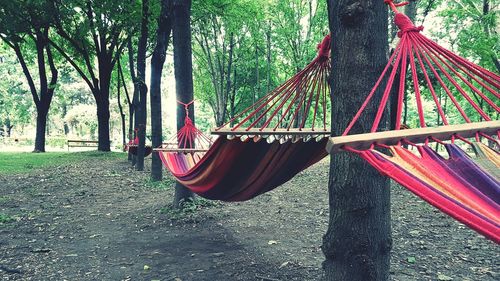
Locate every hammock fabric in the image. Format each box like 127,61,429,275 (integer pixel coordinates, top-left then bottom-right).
331,0,500,242
157,35,331,201
159,137,327,201
353,143,499,243
128,144,152,157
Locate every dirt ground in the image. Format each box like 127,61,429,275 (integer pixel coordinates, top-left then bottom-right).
0,154,498,281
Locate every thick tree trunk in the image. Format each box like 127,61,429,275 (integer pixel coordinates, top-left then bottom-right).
135,0,150,171
172,0,195,208
322,1,392,281
94,57,113,152
34,109,48,152
96,94,111,151
150,0,173,181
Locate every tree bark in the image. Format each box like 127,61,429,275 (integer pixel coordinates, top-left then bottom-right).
135,0,150,171
150,0,173,181
117,62,127,151
96,93,111,151
119,45,135,161
322,1,392,281
172,0,195,208
34,109,48,152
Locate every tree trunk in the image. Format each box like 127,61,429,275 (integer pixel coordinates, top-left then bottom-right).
172,0,195,208
322,1,392,281
118,61,133,158
127,38,140,165
96,93,111,151
6,122,13,137
117,66,127,151
62,103,70,135
150,0,173,181
135,0,150,171
34,108,48,152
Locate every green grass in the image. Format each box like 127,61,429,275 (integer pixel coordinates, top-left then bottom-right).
0,213,15,224
0,151,124,174
160,197,220,221
144,177,177,190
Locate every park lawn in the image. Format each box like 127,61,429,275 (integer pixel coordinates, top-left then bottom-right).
0,151,124,174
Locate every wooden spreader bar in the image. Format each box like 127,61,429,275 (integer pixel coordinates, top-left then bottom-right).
212,128,331,136
327,121,500,153
153,148,208,153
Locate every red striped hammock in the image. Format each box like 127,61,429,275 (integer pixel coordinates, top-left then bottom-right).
328,1,500,243
126,132,152,157
157,35,332,201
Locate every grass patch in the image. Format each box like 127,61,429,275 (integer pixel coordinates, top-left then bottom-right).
144,177,177,190
0,151,124,174
0,196,9,204
160,197,220,221
0,213,15,224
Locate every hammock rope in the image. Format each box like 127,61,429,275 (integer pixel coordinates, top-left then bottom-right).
216,34,331,133
328,0,500,243
160,100,212,152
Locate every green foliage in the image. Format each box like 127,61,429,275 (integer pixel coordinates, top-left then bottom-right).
144,176,176,190
437,0,499,72
191,0,328,127
0,213,15,224
160,197,220,221
0,151,123,174
0,45,34,135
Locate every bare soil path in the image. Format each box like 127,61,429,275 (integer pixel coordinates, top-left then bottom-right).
0,154,498,280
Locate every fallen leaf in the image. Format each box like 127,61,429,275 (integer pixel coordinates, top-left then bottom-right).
279,261,290,268
407,257,416,263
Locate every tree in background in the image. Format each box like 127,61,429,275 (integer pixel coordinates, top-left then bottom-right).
270,0,327,74
0,47,33,137
150,0,174,180
135,0,151,171
172,0,195,207
191,0,265,126
439,0,499,72
322,0,391,280
0,0,59,152
49,0,136,151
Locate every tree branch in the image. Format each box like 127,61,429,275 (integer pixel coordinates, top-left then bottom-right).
48,38,94,91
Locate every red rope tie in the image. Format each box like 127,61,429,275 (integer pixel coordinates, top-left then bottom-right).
316,34,331,62
395,13,423,37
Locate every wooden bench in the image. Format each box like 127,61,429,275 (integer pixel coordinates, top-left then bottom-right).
67,140,100,151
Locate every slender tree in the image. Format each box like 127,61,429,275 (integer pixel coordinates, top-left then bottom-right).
0,1,58,152
150,0,174,180
322,1,392,280
117,58,134,158
172,0,195,207
135,0,151,171
116,60,127,150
